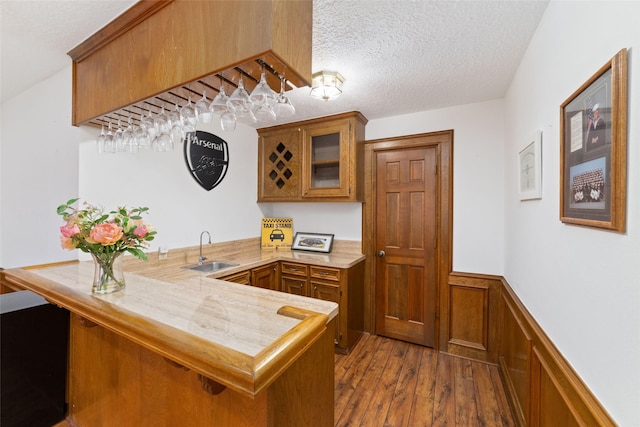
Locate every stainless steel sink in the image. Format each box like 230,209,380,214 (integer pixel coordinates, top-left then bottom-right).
183,261,239,273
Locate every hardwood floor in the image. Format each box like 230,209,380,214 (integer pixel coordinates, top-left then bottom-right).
335,333,515,427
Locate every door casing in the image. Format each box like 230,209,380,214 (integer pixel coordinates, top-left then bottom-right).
363,130,453,350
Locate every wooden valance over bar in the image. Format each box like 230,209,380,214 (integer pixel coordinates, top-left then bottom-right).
68,0,312,127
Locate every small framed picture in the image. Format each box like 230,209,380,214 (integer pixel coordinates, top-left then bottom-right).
518,130,542,200
291,232,334,253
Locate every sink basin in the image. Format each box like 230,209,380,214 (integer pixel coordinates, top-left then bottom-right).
183,261,239,273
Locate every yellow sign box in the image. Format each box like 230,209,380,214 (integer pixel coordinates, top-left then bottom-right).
261,218,293,250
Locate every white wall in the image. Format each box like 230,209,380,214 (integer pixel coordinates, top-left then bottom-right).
78,114,263,254
367,99,506,275
504,1,640,425
0,67,87,268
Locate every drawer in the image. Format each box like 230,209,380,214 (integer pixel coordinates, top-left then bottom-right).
309,266,340,282
218,270,251,285
281,262,308,277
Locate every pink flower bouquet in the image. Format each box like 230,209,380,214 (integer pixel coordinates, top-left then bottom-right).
57,198,156,293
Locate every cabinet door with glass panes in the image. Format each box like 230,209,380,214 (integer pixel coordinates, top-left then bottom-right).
301,118,354,199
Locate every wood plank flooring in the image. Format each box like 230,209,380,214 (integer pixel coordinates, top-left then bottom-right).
335,333,515,427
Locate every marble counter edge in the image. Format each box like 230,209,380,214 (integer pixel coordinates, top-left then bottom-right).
1,266,333,397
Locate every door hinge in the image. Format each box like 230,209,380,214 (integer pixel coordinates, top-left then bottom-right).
340,289,343,297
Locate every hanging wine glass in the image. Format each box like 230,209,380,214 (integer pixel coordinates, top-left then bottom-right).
220,110,237,131
154,105,170,135
103,120,116,154
114,119,126,152
122,116,137,153
168,102,184,144
181,96,197,133
96,123,106,154
227,77,256,124
209,80,230,115
274,77,296,118
196,91,213,123
136,112,152,150
250,70,277,122
152,132,173,152
144,110,157,141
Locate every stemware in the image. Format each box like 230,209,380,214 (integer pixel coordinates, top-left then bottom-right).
122,117,138,153
144,110,157,141
96,123,106,154
195,91,213,123
154,105,170,135
250,71,277,122
220,110,237,131
103,120,116,154
168,103,184,144
274,77,296,118
136,112,152,150
181,96,197,133
152,132,173,152
209,82,229,115
114,119,126,152
227,77,256,124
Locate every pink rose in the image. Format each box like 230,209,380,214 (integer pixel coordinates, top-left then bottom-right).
89,223,123,245
133,225,148,238
60,235,76,250
60,223,80,238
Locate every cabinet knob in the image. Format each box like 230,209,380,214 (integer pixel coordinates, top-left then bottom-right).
377,250,386,257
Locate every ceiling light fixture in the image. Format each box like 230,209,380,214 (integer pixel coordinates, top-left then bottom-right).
310,70,345,101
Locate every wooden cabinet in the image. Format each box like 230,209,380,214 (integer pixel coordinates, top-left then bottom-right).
257,112,367,202
219,270,251,285
219,263,278,290
281,261,365,353
219,259,364,353
258,129,302,201
251,262,279,291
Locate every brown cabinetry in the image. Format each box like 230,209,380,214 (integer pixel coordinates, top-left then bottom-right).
219,270,251,285
281,261,364,353
257,112,367,202
251,262,279,291
219,263,279,290
281,262,308,296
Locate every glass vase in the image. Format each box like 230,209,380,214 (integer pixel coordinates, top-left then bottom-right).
91,252,126,294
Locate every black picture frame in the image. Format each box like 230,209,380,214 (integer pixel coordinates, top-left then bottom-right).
291,232,335,253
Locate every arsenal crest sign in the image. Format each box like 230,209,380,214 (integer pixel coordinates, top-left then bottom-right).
183,131,230,191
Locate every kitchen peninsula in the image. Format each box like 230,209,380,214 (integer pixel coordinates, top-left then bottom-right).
1,238,364,426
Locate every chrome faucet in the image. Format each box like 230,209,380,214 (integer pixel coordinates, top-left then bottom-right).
199,231,211,265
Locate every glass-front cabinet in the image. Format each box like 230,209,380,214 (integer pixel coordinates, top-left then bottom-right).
257,111,367,202
302,120,350,198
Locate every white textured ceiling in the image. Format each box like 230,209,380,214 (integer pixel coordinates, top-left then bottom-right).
0,0,549,124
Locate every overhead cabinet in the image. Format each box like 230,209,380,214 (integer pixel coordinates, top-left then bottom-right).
257,112,367,202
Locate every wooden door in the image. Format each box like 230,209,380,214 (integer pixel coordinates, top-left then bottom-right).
374,147,438,347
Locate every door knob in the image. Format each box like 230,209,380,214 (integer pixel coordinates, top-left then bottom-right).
377,250,385,257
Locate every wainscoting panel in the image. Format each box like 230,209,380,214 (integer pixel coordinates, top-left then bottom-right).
446,273,502,362
448,282,488,350
498,278,615,427
498,289,532,426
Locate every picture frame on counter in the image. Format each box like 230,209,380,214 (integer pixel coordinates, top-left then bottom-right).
518,130,542,201
559,48,627,232
292,232,335,253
